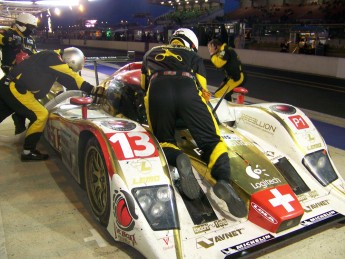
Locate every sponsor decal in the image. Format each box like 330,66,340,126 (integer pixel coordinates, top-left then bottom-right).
193,147,203,156
133,175,160,185
213,218,228,228
304,200,330,213
160,236,174,250
251,202,278,224
222,135,253,147
221,234,275,255
130,159,152,174
193,224,211,234
300,210,338,226
239,114,277,135
114,225,137,246
250,177,282,189
45,121,61,150
113,190,138,246
246,164,282,190
265,151,275,158
269,188,295,213
288,115,309,130
101,119,136,131
246,164,268,179
298,190,319,202
196,229,244,249
193,219,228,234
307,143,322,150
113,190,138,231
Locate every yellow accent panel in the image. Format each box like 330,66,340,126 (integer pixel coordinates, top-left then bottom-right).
140,73,146,90
50,64,84,88
170,39,184,47
214,72,245,98
160,142,180,150
195,73,208,90
144,94,152,131
208,142,228,169
0,34,5,45
211,54,226,68
9,82,48,136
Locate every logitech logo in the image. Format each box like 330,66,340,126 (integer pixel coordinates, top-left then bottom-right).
246,164,267,179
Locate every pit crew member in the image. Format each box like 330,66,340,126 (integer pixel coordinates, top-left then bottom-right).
208,38,246,101
141,28,247,217
0,47,96,161
0,13,38,134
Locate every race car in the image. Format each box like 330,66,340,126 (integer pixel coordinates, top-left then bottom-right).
42,61,345,259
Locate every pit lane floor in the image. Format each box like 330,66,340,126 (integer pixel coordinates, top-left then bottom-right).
1,68,345,259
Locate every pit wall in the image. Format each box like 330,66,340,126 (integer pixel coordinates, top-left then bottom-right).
62,39,345,79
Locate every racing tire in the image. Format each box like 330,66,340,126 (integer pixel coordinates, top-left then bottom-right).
84,137,111,227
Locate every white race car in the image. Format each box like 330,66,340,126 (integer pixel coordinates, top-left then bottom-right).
43,62,345,258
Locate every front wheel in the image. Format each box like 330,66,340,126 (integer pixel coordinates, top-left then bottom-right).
84,137,110,226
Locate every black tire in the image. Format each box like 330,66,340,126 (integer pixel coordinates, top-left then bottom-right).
84,137,111,226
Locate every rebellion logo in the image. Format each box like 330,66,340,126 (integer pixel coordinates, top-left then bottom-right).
239,114,277,134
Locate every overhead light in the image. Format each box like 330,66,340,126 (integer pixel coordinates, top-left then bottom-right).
36,1,80,6
0,0,81,7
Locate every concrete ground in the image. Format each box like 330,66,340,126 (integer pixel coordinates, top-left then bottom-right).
0,68,344,259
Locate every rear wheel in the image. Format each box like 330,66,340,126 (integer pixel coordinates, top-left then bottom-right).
84,137,110,226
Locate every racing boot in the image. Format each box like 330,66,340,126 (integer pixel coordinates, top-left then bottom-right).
12,113,26,135
213,180,248,218
21,149,49,162
176,153,201,200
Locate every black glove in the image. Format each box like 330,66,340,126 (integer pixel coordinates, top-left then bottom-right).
3,35,22,47
91,86,105,104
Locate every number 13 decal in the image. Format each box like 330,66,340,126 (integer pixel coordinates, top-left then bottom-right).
109,132,158,160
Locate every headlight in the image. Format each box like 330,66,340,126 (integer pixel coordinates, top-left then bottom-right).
132,185,179,231
302,150,338,186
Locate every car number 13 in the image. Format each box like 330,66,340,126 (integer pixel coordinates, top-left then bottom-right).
109,132,158,160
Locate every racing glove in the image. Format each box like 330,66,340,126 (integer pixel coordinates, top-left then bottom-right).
2,35,22,47
91,86,105,104
202,88,212,102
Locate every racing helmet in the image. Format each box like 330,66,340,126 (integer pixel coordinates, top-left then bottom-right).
170,28,199,52
62,47,85,72
16,13,37,36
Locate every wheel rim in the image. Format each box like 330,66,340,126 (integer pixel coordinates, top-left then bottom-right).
86,146,108,216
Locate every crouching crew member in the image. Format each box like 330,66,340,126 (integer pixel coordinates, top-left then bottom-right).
0,47,96,161
208,39,246,101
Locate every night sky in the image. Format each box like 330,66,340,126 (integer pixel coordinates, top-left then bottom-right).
52,0,173,27
47,0,241,28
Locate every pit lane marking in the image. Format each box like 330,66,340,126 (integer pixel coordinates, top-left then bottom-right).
0,206,8,259
84,229,108,247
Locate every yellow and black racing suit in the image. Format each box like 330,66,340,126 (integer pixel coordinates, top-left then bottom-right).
0,26,37,74
0,26,37,133
141,44,231,182
0,49,94,151
211,43,245,101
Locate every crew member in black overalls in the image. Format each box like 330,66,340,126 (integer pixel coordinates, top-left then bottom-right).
141,28,247,217
0,13,38,134
0,47,96,161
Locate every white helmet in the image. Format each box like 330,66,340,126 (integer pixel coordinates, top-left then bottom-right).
170,28,199,52
16,13,37,36
62,47,85,72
